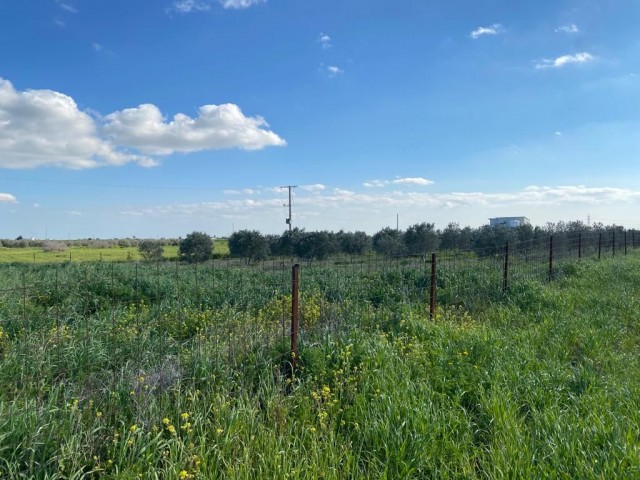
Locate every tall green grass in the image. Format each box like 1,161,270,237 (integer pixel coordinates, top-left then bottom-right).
0,254,638,478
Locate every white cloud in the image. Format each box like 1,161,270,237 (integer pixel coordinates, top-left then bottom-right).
220,0,265,9
0,193,17,204
364,177,434,187
0,78,153,169
103,103,286,155
319,33,332,49
172,0,211,12
54,18,66,27
555,131,563,136
535,52,594,70
57,2,77,13
119,185,640,226
0,77,283,169
556,24,579,34
469,24,504,39
363,180,387,188
92,42,103,52
300,184,326,192
223,188,259,195
327,66,344,76
393,177,434,186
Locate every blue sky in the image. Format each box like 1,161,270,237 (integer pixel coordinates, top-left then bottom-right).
0,0,639,239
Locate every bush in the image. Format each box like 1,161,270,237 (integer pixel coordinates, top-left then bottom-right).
138,239,164,262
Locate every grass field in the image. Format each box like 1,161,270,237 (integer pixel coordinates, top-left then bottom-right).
0,240,229,263
0,253,638,478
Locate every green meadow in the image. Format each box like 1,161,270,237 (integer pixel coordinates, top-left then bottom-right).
0,253,638,478
0,240,229,263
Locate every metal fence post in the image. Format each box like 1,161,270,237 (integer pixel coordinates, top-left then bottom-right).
429,253,436,320
548,236,554,282
578,233,582,259
503,242,509,292
612,230,616,257
291,264,300,370
598,233,602,260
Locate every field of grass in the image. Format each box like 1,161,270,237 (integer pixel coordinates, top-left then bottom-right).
0,253,639,478
0,240,229,263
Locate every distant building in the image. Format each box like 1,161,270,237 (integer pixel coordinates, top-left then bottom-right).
489,216,530,228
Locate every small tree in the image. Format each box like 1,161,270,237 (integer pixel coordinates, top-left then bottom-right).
338,230,371,258
403,222,439,256
228,230,269,265
294,231,336,263
138,239,164,262
372,227,406,258
179,231,213,263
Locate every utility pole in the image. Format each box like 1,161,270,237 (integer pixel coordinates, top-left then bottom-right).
281,185,297,232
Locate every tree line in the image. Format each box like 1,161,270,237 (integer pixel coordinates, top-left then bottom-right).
220,220,630,264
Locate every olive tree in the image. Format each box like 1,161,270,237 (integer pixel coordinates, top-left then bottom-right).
179,231,213,263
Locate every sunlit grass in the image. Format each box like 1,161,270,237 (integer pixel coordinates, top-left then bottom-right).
0,253,638,478
0,240,229,263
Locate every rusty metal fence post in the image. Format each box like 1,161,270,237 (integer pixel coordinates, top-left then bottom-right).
291,264,300,370
503,242,509,292
548,236,554,282
429,253,436,320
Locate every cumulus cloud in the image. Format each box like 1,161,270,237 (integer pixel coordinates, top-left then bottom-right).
327,66,344,76
0,78,153,169
220,0,265,9
469,24,504,39
0,193,17,203
319,33,332,49
172,0,211,12
0,77,285,169
556,24,579,34
103,103,286,155
535,52,594,70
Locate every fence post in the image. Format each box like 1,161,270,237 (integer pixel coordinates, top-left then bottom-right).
548,236,554,282
291,264,300,370
503,242,509,292
429,253,437,320
613,231,616,257
578,233,582,259
598,233,602,260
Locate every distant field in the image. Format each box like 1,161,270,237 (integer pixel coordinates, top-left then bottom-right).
0,240,229,263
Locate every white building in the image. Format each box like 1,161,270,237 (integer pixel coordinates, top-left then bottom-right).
489,216,530,228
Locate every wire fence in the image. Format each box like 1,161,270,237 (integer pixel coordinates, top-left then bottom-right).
0,230,637,390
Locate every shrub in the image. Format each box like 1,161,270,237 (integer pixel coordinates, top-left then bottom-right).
138,239,164,262
42,241,68,252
